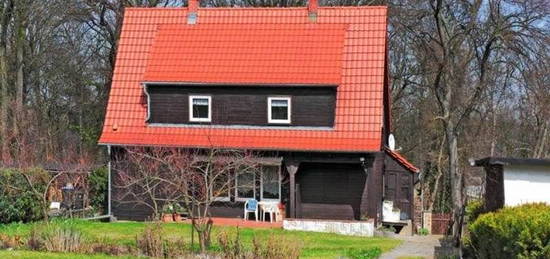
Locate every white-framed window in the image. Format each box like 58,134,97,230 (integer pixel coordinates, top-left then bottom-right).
267,97,291,124
235,172,255,202
260,166,281,201
189,95,211,122
210,173,231,202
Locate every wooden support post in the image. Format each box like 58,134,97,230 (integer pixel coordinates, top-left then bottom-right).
286,161,299,218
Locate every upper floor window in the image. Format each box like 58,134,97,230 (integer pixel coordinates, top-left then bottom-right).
189,95,211,122
268,97,291,124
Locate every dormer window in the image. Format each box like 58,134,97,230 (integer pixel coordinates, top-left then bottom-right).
189,95,211,122
268,97,291,124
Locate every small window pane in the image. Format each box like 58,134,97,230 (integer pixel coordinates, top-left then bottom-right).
192,98,209,119
237,173,254,199
271,100,288,120
262,166,279,200
212,173,230,199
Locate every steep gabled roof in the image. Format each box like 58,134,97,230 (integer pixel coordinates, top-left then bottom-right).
99,6,388,152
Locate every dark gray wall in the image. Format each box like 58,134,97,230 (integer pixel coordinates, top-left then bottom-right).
147,85,336,127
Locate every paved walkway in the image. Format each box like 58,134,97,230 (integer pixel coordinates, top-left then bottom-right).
380,235,442,259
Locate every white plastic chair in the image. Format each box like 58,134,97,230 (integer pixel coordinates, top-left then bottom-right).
244,199,258,221
261,204,279,223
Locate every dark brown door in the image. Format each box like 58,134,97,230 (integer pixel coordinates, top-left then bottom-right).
384,170,412,219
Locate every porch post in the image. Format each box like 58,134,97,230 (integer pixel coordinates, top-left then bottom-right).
286,161,299,218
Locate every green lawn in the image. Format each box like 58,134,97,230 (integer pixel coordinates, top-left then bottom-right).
0,220,401,258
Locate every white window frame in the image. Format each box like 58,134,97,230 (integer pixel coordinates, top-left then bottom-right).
267,97,291,124
189,95,211,122
260,166,281,202
235,172,256,202
210,176,231,202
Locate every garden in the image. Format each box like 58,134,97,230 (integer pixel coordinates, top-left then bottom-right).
0,219,401,258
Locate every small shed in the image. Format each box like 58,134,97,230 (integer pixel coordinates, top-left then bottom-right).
471,157,550,211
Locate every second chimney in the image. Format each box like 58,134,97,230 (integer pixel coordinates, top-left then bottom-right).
187,0,198,24
308,0,318,21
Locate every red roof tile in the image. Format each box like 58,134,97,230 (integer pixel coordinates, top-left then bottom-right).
99,6,388,152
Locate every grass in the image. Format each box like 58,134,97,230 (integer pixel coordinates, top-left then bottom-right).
0,250,140,259
0,220,401,258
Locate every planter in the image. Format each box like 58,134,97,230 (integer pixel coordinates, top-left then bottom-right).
162,213,174,222
173,213,182,222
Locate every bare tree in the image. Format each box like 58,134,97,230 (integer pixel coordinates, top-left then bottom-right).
114,146,260,252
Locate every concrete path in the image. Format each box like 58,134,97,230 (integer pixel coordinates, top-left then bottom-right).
380,235,442,259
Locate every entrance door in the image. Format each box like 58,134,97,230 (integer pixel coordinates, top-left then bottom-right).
384,170,412,219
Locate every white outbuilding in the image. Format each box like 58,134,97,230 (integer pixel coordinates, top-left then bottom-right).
471,157,550,211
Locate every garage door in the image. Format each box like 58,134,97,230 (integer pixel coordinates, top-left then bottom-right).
296,163,366,220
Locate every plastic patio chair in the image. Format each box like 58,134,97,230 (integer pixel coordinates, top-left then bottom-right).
244,199,258,221
261,204,279,223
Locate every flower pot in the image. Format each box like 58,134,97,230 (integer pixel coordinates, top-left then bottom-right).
162,213,173,222
173,213,182,222
278,203,286,221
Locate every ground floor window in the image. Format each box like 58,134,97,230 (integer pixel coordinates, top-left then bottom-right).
235,172,255,201
261,166,280,201
211,173,230,201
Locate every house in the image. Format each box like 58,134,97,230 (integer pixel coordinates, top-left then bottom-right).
471,157,550,211
98,0,419,228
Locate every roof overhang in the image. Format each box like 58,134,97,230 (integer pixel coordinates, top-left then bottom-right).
470,157,550,167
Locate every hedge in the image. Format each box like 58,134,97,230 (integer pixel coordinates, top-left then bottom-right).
467,203,550,259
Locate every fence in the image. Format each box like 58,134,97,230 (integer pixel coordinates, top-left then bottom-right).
431,213,451,235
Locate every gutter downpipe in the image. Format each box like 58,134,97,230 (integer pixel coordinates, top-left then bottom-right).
107,144,112,218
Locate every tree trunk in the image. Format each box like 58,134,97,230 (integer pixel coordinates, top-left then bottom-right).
446,125,463,245
0,1,12,161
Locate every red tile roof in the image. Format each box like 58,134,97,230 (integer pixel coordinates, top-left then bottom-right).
99,6,388,152
144,24,346,85
385,148,420,173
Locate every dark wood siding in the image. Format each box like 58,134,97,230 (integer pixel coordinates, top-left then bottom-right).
483,165,504,212
384,155,414,220
296,163,366,220
147,85,336,127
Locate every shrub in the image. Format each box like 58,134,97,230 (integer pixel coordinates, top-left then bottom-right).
467,203,550,259
217,229,244,259
40,225,85,253
251,235,302,259
136,223,165,257
417,227,429,236
0,233,24,249
0,168,47,223
345,247,382,259
89,167,108,214
465,199,484,223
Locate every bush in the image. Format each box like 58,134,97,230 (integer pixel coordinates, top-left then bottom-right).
252,235,302,259
136,223,165,257
89,167,108,214
465,199,484,223
217,229,244,259
346,247,382,259
417,227,429,236
467,203,550,259
40,224,85,253
0,168,48,223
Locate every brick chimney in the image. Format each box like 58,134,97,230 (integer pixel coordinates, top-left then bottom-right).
308,0,318,21
187,0,198,24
